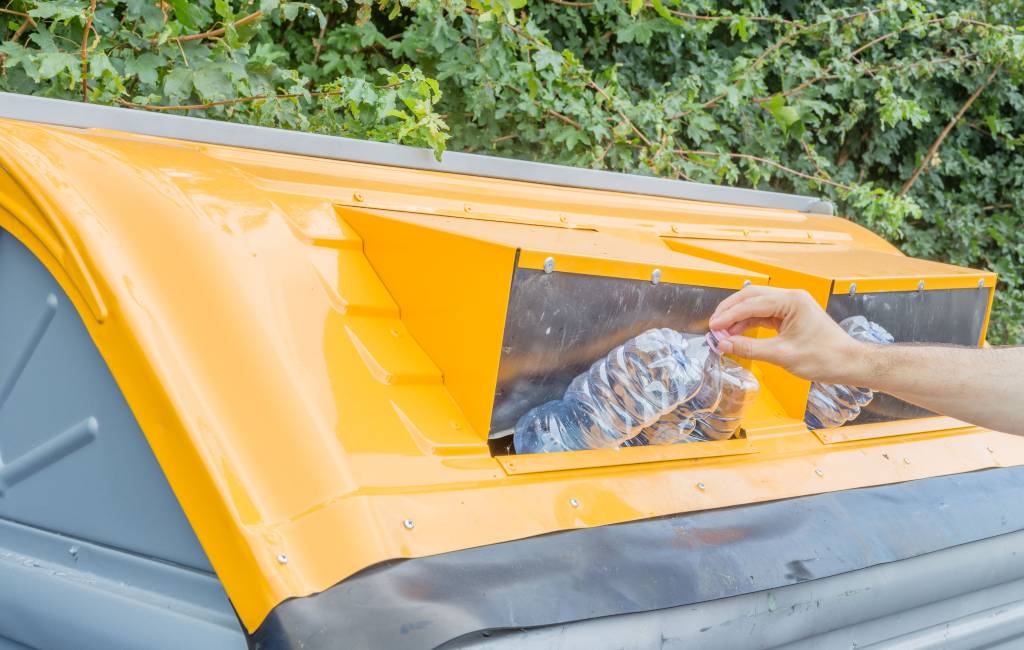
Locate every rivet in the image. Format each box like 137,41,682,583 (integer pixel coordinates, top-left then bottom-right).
742,229,750,237
671,224,680,233
987,446,994,453
651,268,662,285
806,231,814,240
696,482,706,491
814,468,824,477
68,545,79,557
979,279,986,289
403,519,415,530
559,215,568,224
543,257,555,274
849,283,857,296
743,280,752,288
569,498,580,508
463,204,473,213
903,457,911,465
917,280,925,292
353,191,365,202
276,553,288,564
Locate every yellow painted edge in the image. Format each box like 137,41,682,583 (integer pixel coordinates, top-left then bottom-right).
813,416,971,444
498,437,757,475
518,248,767,290
833,273,997,294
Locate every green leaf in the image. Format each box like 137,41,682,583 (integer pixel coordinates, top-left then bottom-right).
629,0,643,17
765,94,800,131
163,68,194,99
35,52,77,82
126,53,164,86
193,65,232,101
168,0,199,29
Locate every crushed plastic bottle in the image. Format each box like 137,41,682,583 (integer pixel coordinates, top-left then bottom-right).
804,315,894,429
694,358,760,440
638,332,759,445
513,328,705,454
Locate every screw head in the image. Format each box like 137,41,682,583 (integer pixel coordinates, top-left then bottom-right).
276,553,288,564
849,283,857,296
903,457,912,465
463,204,473,213
651,268,662,285
569,498,580,508
353,191,365,202
403,519,415,530
671,224,680,233
543,257,555,274
814,468,824,477
68,545,79,557
696,482,706,491
559,215,568,224
742,279,752,288
979,279,986,289
987,446,995,453
917,280,925,291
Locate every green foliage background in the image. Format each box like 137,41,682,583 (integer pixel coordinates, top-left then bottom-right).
2,0,1023,340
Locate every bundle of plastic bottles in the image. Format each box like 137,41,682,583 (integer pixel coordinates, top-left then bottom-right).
803,315,894,430
513,327,759,454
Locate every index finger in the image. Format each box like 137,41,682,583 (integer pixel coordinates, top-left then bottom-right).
711,285,774,321
709,293,789,331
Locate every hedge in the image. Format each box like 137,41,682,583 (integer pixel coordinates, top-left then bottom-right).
2,1,1023,340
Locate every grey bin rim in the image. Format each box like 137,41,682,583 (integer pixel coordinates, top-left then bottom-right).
0,92,832,215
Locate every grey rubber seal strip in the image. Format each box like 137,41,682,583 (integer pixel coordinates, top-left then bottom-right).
0,92,831,214
249,466,1024,650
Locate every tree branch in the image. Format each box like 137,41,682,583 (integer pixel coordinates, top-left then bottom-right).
156,10,263,45
0,7,35,26
675,148,852,190
115,89,340,111
81,0,97,103
588,81,654,147
899,66,1000,196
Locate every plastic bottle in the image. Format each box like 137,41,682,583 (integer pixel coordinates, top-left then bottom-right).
804,315,894,429
694,358,760,440
638,331,759,445
513,328,705,454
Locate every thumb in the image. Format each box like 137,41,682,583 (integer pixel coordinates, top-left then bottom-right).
718,334,781,364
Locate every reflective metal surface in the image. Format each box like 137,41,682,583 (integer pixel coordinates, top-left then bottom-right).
490,268,732,436
823,288,990,425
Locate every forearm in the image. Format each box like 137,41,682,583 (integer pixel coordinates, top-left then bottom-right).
834,343,1024,435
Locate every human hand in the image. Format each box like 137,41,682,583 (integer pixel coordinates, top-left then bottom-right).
708,286,864,384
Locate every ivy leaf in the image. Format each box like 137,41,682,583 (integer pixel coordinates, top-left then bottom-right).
163,67,194,99
167,0,199,30
193,65,232,101
765,94,801,131
125,53,164,86
35,52,77,82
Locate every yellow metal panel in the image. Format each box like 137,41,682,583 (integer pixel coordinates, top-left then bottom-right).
0,117,1011,635
340,206,517,435
497,437,757,475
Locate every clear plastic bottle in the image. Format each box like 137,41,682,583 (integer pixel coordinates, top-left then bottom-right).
513,328,705,454
638,331,759,445
804,315,894,429
694,358,760,440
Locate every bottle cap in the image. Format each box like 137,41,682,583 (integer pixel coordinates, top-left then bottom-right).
705,329,729,355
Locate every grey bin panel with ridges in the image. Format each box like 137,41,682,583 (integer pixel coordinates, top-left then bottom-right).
0,229,244,649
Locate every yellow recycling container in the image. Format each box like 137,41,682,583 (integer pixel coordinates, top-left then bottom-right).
0,92,1020,650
